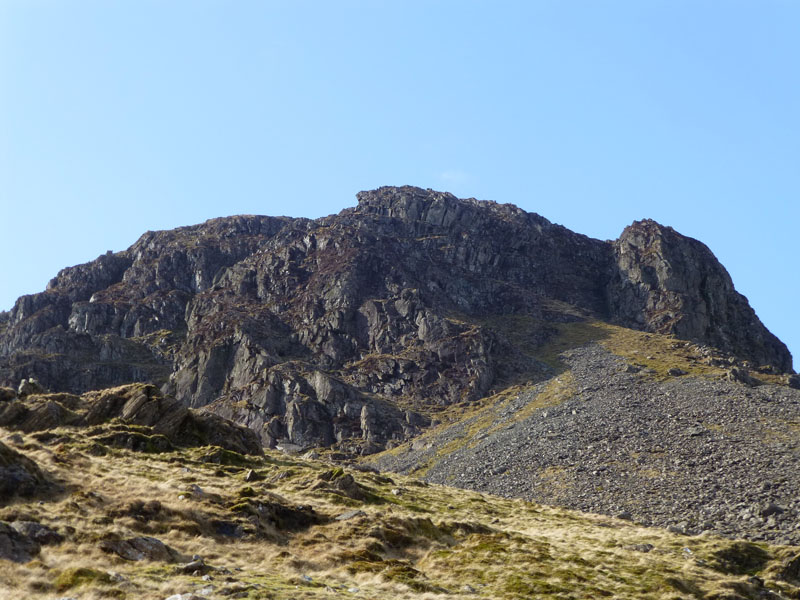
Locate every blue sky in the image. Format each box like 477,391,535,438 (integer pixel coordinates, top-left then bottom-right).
1,1,797,369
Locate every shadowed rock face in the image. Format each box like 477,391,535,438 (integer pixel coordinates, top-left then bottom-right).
0,187,792,453
608,220,792,373
0,441,56,504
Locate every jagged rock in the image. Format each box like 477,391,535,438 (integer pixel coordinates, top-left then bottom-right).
760,503,784,518
0,440,55,503
314,469,367,501
335,510,367,521
244,469,263,482
788,374,800,390
11,521,64,545
0,521,41,562
727,367,757,386
780,554,800,583
17,378,44,396
0,384,261,456
0,387,15,402
99,535,181,562
0,187,793,454
609,219,790,371
177,557,213,575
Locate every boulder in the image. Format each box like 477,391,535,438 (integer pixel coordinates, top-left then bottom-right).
0,440,55,503
780,554,800,583
0,521,41,562
17,378,45,396
727,367,757,386
99,536,181,562
0,384,261,456
11,521,64,545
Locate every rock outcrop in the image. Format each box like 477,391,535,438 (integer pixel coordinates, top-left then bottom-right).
0,440,56,504
0,521,41,563
0,187,792,454
609,219,792,372
0,383,262,456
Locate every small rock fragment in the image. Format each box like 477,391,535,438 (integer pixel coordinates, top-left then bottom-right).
335,510,367,521
244,469,262,482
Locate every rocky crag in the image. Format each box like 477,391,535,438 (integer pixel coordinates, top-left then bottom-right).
0,186,793,458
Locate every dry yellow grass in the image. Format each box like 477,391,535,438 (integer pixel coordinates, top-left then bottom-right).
0,425,798,600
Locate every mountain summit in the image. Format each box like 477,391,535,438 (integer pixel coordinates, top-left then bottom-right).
0,186,793,456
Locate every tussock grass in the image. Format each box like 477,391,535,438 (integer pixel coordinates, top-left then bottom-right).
0,426,797,600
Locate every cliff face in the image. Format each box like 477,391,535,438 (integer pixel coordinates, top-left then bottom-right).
0,187,792,453
608,219,792,372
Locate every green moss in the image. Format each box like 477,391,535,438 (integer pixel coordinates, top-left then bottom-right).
197,446,253,466
664,577,704,598
503,574,577,597
323,467,345,480
346,560,384,575
383,563,441,592
229,501,257,515
238,486,257,498
54,567,112,591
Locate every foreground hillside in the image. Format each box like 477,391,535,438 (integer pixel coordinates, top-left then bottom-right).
1,396,800,600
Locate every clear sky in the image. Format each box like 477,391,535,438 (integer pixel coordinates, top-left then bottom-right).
1,1,797,370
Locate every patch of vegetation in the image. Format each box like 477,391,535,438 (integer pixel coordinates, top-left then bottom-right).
54,567,113,591
1,422,798,600
195,446,254,466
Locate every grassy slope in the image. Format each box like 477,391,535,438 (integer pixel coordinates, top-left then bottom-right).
1,425,799,600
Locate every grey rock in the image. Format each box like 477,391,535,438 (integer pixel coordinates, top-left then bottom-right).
780,554,800,582
177,557,213,575
335,510,367,521
11,521,64,545
0,440,55,503
608,218,790,371
0,187,791,458
728,367,756,386
667,525,686,535
0,384,262,456
99,536,181,562
244,469,263,482
0,520,40,562
17,378,44,396
371,344,800,546
761,502,785,518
